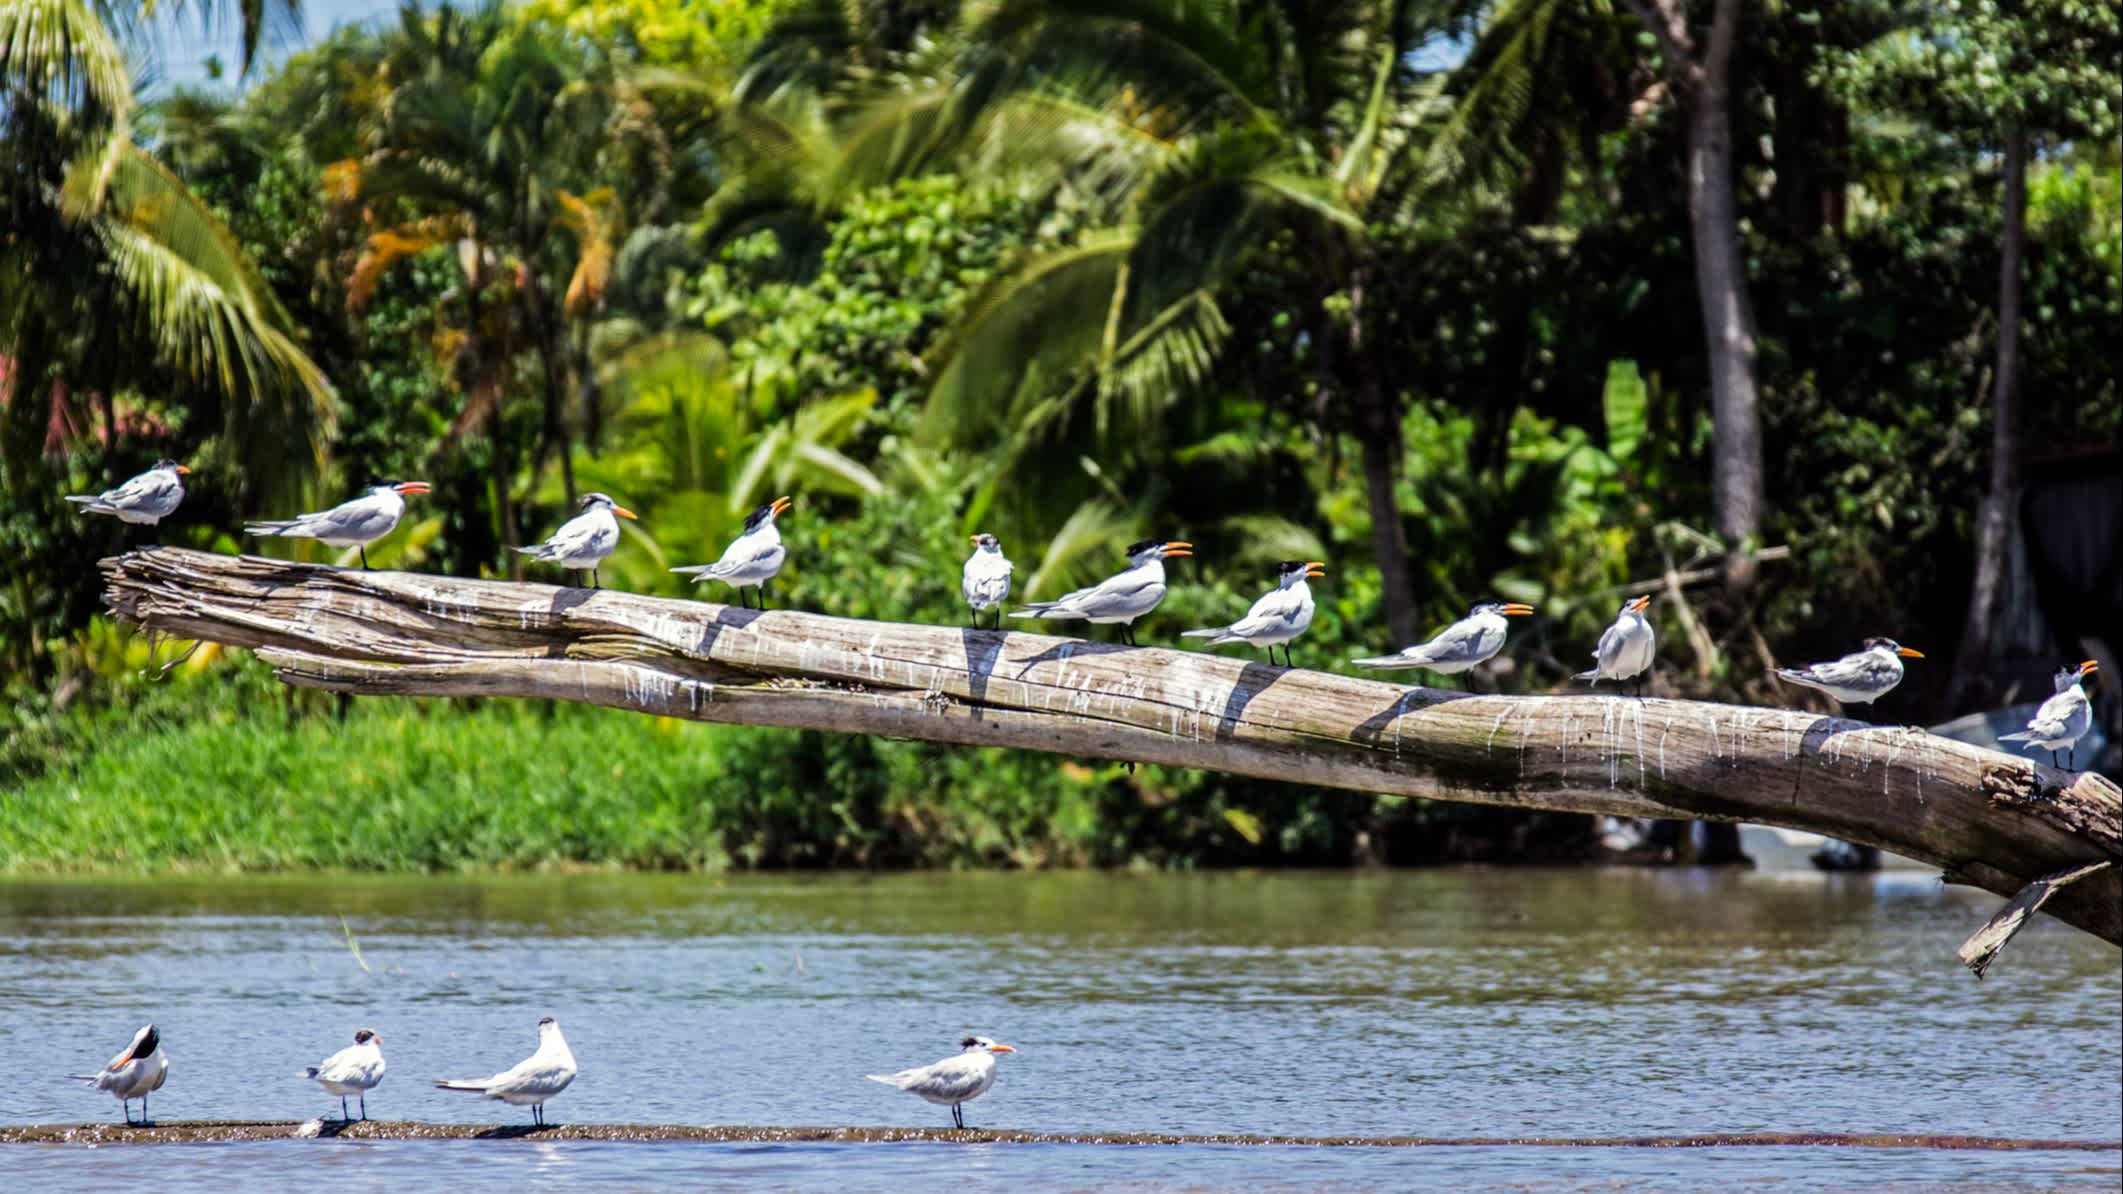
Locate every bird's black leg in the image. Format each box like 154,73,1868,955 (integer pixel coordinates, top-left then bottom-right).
952,1102,964,1130
122,1098,133,1126
592,569,601,590
360,545,372,570
360,1093,368,1121
341,1095,351,1121
141,1090,150,1126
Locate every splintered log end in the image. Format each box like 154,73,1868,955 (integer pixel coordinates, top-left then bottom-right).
1958,861,2113,979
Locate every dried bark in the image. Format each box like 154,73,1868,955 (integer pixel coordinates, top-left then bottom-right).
100,549,2122,953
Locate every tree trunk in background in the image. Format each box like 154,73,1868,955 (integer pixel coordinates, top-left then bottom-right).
1624,0,1763,592
1949,126,2029,712
1345,251,1417,645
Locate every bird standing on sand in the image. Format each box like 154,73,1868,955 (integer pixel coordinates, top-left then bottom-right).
1182,560,1324,667
434,1017,577,1126
515,493,637,588
305,1028,386,1122
75,1023,168,1126
1351,600,1534,688
867,1036,1017,1130
66,459,189,526
1011,538,1191,646
961,533,1014,629
1999,660,2100,769
671,496,792,609
1775,638,1925,707
245,480,431,569
1577,595,1655,696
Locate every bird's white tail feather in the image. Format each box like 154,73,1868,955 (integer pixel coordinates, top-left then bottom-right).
64,496,96,505
434,1079,491,1092
1574,668,1600,681
866,1073,909,1087
1350,656,1421,669
1996,730,2038,743
1180,628,1224,639
1774,669,1823,689
243,520,301,535
509,545,540,556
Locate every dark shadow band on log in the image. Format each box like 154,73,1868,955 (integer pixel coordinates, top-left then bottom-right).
5,1122,2119,1150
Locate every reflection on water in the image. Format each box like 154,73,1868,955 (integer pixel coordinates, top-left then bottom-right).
1,869,2116,1190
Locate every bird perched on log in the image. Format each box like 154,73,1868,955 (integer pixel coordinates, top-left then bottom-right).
1578,595,1655,696
1011,538,1190,645
304,1028,386,1122
1999,660,2100,769
1776,638,1925,707
1183,560,1325,667
434,1017,577,1126
961,533,1014,629
75,1023,168,1126
245,480,431,569
671,496,792,609
66,459,189,527
514,493,636,588
867,1036,1016,1130
1352,600,1534,688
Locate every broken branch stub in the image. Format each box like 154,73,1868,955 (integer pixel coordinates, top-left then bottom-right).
100,549,2122,953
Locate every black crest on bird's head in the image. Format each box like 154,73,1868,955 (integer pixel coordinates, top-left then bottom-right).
1124,538,1164,558
973,533,1000,549
1862,636,1899,651
1276,560,1309,575
743,502,778,530
354,1028,378,1044
152,458,182,471
1471,601,1502,616
580,493,615,510
538,1016,558,1028
128,1024,159,1061
960,1035,983,1050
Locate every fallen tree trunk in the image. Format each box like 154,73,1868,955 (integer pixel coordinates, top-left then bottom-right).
101,549,2121,957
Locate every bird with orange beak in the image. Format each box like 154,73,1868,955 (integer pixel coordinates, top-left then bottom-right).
1352,599,1536,689
1011,537,1192,646
1577,594,1656,696
2000,660,2100,769
960,532,1015,628
514,491,637,588
1775,637,1925,707
1183,559,1327,667
66,458,190,526
245,479,433,569
672,496,793,609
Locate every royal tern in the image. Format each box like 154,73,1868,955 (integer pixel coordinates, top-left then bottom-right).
1999,660,2100,769
433,1016,577,1126
671,496,791,609
305,1028,386,1122
867,1036,1017,1129
1775,638,1925,706
1351,600,1535,688
1182,561,1325,666
1011,539,1191,645
961,533,1014,629
514,493,637,588
74,1023,168,1126
244,480,432,569
66,459,189,526
1576,595,1655,696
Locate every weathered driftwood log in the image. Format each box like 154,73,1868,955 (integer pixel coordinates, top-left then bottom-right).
101,549,2121,957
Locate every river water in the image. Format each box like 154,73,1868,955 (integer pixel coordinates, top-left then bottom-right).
1,869,2116,1190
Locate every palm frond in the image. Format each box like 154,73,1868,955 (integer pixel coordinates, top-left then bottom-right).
1020,498,1139,601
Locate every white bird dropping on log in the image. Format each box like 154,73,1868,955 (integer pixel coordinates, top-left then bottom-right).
305,1028,386,1122
1998,660,2099,770
514,493,637,589
433,1017,577,1126
1011,538,1192,646
867,1036,1016,1130
1182,560,1324,667
1577,595,1655,696
1775,637,1924,706
245,480,431,569
671,496,792,610
66,459,189,525
961,532,1014,629
75,1023,168,1126
1352,600,1534,686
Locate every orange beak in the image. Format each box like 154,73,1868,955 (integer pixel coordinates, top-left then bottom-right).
771,496,793,517
1629,595,1652,612
988,1043,1016,1053
970,535,981,545
2080,660,2101,676
1305,562,1327,579
1501,603,1535,616
613,505,639,521
1163,541,1193,558
174,465,193,475
395,481,432,496
1896,646,1925,658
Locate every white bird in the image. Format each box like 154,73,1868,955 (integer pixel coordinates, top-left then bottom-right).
1776,637,1925,706
961,533,1014,629
1999,660,2100,769
74,1023,168,1126
1182,560,1325,667
66,459,190,526
1577,595,1656,695
433,1017,577,1126
1011,538,1192,645
245,480,431,569
304,1028,386,1122
867,1036,1017,1130
1351,600,1535,688
514,493,637,589
671,496,792,609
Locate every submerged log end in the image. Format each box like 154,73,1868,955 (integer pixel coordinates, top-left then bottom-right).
1958,861,2115,979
